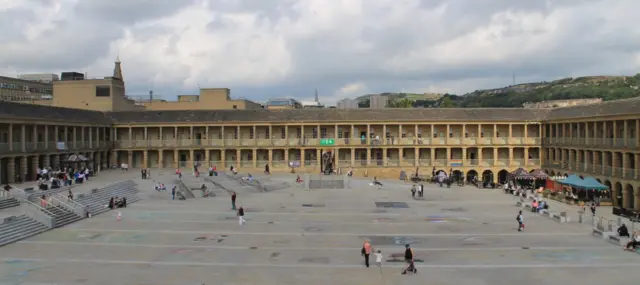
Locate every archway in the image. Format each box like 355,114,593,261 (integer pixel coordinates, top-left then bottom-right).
435,169,446,176
452,170,463,182
563,173,568,177
529,169,535,173
625,184,635,209
596,178,602,183
497,169,509,184
614,182,622,207
466,170,478,183
482,170,493,185
550,170,556,176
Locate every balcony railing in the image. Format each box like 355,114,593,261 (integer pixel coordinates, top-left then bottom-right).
527,159,540,166
418,159,431,166
480,159,493,166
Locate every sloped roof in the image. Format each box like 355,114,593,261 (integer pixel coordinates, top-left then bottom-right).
105,108,550,124
546,96,640,120
0,101,111,124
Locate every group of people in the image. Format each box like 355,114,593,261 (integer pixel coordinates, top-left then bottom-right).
410,184,424,198
361,239,417,274
141,168,151,179
616,224,640,251
36,167,93,190
108,196,127,209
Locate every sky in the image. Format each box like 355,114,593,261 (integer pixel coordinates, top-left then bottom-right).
1,0,640,105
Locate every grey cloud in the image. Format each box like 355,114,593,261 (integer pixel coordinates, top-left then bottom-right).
74,0,198,24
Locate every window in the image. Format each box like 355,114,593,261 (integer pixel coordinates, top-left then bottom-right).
233,129,238,139
281,128,286,139
233,105,237,109
95,86,110,97
338,129,343,138
312,128,318,139
265,128,270,139
320,128,327,138
218,132,222,140
296,128,301,138
249,129,254,139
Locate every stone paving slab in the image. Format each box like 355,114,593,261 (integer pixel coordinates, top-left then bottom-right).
1,175,639,285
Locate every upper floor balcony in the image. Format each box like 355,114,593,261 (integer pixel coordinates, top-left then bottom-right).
113,136,542,149
0,140,110,155
543,137,638,149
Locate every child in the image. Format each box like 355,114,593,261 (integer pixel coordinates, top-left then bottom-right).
374,249,383,267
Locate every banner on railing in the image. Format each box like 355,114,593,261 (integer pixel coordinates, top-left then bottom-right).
56,141,67,150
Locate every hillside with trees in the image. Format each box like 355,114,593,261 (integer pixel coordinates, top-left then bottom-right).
369,75,640,108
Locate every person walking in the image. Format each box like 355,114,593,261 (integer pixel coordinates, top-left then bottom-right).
231,192,237,211
171,186,176,200
237,205,246,225
517,210,524,231
401,244,416,274
374,249,383,268
361,239,372,268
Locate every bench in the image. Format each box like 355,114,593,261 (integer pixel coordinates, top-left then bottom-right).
516,201,523,207
550,212,568,223
1,216,16,224
608,234,628,246
592,227,605,237
538,209,549,216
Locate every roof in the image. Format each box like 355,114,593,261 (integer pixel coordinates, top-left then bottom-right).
546,96,640,120
105,108,550,124
0,101,111,124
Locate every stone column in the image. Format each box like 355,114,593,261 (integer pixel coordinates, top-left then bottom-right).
21,125,26,152
493,148,498,166
414,147,419,166
44,125,49,150
461,148,467,166
204,150,210,166
622,188,629,209
7,158,15,183
173,150,179,169
350,148,355,166
253,149,258,168
95,152,101,172
478,148,483,165
284,148,289,166
316,149,322,168
43,155,50,168
267,149,273,168
236,149,241,169
20,156,27,181
636,153,640,179
127,151,133,168
8,123,13,151
53,154,60,169
508,147,513,166
382,148,387,166
158,149,164,168
366,148,371,166
189,149,195,169
143,150,148,169
110,150,117,167
398,148,404,166
81,127,85,149
220,150,226,168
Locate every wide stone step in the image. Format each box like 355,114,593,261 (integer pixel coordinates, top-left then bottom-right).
0,197,20,210
0,216,49,247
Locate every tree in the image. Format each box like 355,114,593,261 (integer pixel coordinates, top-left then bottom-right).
440,97,456,108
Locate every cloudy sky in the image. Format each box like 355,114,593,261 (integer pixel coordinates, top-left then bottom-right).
1,0,639,104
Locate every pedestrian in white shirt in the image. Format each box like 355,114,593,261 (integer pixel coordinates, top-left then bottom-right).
374,249,383,267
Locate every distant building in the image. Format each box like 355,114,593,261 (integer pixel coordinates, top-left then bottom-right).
301,100,324,108
139,89,262,110
0,75,53,103
265,98,302,109
370,95,388,109
523,98,602,109
18,73,59,83
337,98,358,109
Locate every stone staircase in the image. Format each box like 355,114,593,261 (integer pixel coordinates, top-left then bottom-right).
43,205,83,228
0,197,20,210
75,180,141,217
0,215,49,247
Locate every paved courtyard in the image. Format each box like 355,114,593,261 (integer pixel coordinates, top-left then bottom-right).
1,172,639,285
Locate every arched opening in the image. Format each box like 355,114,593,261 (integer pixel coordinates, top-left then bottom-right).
497,169,509,184
579,175,584,179
625,184,635,209
563,173,568,177
466,170,478,183
482,170,493,185
613,181,622,207
529,169,535,173
435,169,446,176
451,170,463,183
596,178,602,183
550,170,556,176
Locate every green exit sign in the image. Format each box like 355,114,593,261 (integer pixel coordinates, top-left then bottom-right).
320,138,335,145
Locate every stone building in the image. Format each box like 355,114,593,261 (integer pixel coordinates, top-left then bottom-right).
0,96,639,209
